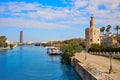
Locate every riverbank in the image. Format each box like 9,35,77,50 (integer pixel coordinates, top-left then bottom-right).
71,51,120,80
0,47,10,50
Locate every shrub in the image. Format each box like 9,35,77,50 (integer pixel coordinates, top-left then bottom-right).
60,40,82,64
9,44,13,49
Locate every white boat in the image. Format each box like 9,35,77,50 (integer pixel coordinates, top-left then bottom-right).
47,46,61,55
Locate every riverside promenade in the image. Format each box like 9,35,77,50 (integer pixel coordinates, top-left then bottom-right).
73,51,120,80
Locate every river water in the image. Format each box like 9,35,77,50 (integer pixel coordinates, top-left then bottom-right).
0,46,82,80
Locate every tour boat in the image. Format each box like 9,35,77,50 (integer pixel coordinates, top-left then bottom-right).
47,46,62,55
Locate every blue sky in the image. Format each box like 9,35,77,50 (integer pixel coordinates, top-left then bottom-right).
0,0,120,42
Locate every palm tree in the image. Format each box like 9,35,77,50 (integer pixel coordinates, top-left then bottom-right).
100,27,105,35
106,25,111,34
114,25,120,47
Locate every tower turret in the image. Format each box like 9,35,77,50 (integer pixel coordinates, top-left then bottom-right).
90,15,95,28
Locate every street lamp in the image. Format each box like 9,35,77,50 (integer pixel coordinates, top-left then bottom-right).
109,51,113,73
84,49,87,60
85,52,87,60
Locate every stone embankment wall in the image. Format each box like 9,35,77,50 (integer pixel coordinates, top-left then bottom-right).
0,47,9,50
71,57,98,80
89,51,120,60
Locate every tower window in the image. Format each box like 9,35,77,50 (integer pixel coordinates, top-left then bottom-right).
90,39,92,42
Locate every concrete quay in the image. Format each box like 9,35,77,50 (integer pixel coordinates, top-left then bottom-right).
71,51,120,80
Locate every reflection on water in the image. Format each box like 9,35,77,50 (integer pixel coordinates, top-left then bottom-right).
49,55,60,61
49,55,82,80
0,49,8,55
60,65,81,80
20,46,23,54
19,46,24,61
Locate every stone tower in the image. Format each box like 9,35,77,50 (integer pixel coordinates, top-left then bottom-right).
85,16,100,50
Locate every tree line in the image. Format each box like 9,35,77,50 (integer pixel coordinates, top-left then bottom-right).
88,43,120,52
100,25,120,35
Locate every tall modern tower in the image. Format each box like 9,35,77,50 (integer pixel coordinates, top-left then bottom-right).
20,31,23,43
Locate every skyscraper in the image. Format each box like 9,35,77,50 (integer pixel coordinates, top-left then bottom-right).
20,31,23,43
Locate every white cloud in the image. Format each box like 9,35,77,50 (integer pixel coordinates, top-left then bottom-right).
59,17,89,25
74,0,88,8
0,6,6,12
0,0,120,29
0,2,70,19
101,0,120,10
7,2,39,11
0,18,71,29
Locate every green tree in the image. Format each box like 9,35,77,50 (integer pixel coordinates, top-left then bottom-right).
9,44,14,49
60,40,82,64
100,27,105,35
106,25,111,34
69,40,82,53
114,25,120,47
88,43,108,52
79,41,85,48
60,44,73,64
0,36,8,47
90,43,101,51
